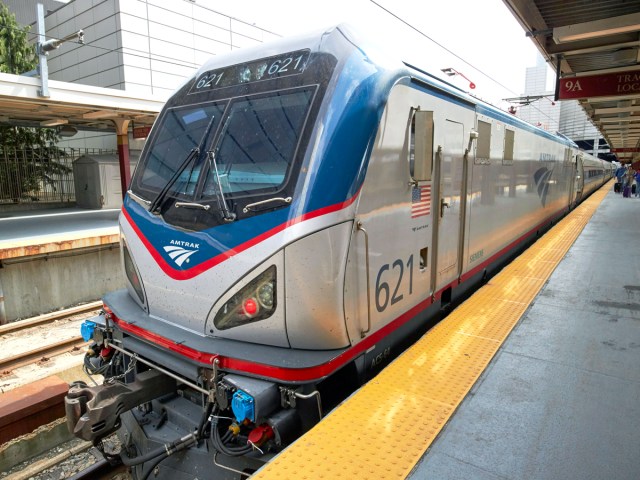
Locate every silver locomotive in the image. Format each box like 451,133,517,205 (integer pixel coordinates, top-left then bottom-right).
65,24,612,479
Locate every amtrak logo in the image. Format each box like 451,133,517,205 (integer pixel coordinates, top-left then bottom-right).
163,240,200,267
533,166,554,207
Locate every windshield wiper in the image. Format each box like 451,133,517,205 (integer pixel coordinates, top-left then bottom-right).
149,147,200,213
207,151,236,222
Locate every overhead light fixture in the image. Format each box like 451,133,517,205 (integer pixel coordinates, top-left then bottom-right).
40,118,68,127
553,12,640,43
57,125,78,137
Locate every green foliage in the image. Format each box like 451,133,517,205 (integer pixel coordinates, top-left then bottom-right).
0,5,69,202
0,3,37,74
0,126,70,201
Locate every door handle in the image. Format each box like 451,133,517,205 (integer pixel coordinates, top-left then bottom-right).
440,198,450,217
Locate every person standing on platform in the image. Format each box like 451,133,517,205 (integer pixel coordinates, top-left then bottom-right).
623,166,634,198
635,169,640,197
615,165,626,193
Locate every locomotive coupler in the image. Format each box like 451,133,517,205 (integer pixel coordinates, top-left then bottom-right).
65,369,176,443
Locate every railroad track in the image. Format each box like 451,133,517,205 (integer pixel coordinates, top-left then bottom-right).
4,439,130,480
0,301,103,455
0,302,102,377
0,302,129,479
0,301,103,335
0,336,89,375
70,458,129,480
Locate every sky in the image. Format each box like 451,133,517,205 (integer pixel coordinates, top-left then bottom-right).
210,0,550,111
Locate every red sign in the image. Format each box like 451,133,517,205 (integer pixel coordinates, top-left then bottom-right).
557,69,640,100
611,148,640,153
133,125,152,139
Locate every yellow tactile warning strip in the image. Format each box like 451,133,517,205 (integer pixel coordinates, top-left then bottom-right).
252,183,612,480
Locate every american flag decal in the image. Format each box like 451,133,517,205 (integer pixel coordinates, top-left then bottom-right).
411,185,431,218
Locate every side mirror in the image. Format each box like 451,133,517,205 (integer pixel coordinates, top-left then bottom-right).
467,129,478,152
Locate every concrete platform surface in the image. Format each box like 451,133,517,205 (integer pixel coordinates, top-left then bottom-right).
409,189,640,479
0,208,119,246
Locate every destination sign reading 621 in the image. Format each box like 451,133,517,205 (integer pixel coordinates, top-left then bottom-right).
189,49,310,94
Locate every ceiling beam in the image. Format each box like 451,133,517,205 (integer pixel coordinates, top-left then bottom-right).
553,13,640,44
82,110,120,119
594,106,638,115
564,41,639,57
40,118,68,127
545,34,639,56
597,117,640,124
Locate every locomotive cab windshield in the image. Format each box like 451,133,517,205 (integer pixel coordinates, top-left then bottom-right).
130,48,332,231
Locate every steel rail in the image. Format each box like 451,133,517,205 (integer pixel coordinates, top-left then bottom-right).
0,336,88,374
0,301,102,336
67,458,128,480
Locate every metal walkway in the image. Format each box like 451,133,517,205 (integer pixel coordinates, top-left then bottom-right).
253,182,640,480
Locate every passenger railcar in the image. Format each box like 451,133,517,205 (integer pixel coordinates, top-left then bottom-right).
65,24,612,479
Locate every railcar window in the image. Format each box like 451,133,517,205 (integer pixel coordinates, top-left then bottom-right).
476,120,491,164
409,109,434,181
139,102,226,194
503,129,514,165
201,89,313,198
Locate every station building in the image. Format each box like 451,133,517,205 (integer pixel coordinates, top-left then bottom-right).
0,1,278,321
5,0,278,150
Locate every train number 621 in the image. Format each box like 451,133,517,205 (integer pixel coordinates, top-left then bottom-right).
375,255,414,312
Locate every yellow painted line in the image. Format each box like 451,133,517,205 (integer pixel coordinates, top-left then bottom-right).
253,182,611,480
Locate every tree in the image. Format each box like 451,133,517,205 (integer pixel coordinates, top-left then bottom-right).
0,3,36,73
0,4,68,202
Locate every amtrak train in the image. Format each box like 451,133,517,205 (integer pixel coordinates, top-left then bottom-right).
65,24,613,479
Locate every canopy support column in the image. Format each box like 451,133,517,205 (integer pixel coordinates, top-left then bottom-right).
112,118,131,199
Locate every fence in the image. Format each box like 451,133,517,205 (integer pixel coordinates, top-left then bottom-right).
0,147,117,205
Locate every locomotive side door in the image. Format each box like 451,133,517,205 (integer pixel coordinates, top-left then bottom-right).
433,119,466,292
565,148,576,208
574,153,585,202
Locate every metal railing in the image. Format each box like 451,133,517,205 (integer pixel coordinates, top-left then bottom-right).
0,147,116,204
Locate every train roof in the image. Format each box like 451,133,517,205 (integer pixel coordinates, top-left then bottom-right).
192,23,581,151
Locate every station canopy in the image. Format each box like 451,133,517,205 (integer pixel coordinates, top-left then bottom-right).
3,5,640,161
0,72,165,134
503,0,640,163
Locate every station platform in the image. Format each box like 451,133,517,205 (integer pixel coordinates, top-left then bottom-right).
0,207,119,260
253,182,640,480
0,207,121,322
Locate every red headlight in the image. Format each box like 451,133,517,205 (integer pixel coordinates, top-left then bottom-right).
214,266,276,330
243,298,259,317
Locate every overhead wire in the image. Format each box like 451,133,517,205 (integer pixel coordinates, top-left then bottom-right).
5,3,547,119
2,0,282,77
0,20,201,72
368,0,560,126
1,3,610,144
370,1,621,154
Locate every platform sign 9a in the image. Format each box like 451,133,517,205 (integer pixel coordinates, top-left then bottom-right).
558,69,640,100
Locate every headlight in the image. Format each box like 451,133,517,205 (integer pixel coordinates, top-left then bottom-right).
123,241,145,305
214,266,277,330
